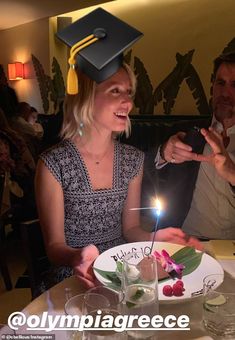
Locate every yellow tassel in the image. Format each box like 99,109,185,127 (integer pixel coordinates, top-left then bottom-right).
67,64,79,95
66,35,98,95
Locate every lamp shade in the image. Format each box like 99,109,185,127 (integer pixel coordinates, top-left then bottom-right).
8,62,24,80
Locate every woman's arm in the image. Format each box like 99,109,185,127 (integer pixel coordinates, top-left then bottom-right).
35,159,80,266
35,160,99,287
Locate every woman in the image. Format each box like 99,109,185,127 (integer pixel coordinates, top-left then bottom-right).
35,63,202,288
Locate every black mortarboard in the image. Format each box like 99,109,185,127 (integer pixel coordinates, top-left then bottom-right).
57,7,143,94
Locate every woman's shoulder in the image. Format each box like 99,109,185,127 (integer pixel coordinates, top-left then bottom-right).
118,142,144,158
40,139,71,160
117,142,144,179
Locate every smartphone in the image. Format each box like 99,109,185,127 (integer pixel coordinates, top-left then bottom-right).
183,126,205,153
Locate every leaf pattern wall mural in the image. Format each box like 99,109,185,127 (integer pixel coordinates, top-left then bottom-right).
33,37,235,115
50,57,66,112
31,54,65,114
134,56,155,114
31,54,51,114
154,50,197,115
222,37,235,55
125,48,210,115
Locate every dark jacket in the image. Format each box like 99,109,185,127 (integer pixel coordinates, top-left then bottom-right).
141,118,211,229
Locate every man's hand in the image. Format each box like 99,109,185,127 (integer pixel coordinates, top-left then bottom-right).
155,227,203,251
162,132,199,164
197,128,235,185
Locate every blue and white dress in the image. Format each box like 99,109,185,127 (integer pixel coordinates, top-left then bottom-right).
40,139,144,282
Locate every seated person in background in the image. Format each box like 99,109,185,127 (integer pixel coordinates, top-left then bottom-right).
39,101,63,151
11,102,37,137
0,108,37,228
11,102,42,160
0,135,15,175
153,52,235,240
0,135,23,215
0,108,35,174
35,9,202,290
200,127,235,186
28,107,44,138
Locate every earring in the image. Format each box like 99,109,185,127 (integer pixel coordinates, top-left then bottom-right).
78,122,84,137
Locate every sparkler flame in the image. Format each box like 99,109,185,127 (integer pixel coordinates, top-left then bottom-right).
154,198,162,216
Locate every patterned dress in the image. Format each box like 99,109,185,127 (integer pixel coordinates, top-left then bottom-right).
40,139,144,282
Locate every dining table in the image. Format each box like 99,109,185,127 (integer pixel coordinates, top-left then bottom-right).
11,242,235,339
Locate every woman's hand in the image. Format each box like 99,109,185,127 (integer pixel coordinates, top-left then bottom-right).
155,227,204,251
73,244,100,288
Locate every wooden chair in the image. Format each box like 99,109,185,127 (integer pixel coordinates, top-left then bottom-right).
20,220,51,299
0,173,12,290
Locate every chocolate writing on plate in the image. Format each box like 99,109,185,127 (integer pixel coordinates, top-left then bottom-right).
110,246,151,262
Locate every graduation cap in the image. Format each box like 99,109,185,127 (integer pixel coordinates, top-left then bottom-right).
57,7,143,94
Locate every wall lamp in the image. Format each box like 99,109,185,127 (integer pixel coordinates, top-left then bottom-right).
8,62,24,80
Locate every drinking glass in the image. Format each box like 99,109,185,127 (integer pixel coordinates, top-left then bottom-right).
122,251,159,339
203,273,235,338
83,286,127,340
64,293,86,340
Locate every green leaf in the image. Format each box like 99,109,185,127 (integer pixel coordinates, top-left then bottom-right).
106,283,121,292
126,301,136,308
171,246,195,262
171,246,203,276
116,261,123,273
126,288,145,308
131,288,145,301
93,268,121,287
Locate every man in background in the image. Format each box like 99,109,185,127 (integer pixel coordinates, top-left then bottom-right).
146,52,235,240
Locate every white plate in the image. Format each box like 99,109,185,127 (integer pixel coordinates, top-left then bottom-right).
93,242,224,303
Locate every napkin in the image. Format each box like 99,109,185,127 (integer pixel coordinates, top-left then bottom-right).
219,259,235,278
209,240,235,260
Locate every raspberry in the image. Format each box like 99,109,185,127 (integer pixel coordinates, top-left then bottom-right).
175,280,184,288
172,283,183,296
163,285,173,297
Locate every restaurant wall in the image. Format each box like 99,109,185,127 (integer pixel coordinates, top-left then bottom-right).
1,0,234,116
53,0,235,115
0,18,50,113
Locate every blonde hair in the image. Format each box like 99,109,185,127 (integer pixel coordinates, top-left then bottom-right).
61,63,136,139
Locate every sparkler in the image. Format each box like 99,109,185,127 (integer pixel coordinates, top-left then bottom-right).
130,198,162,254
149,198,162,254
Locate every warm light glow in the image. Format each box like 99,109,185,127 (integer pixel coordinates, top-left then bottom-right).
154,198,162,216
8,62,24,80
155,198,162,210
